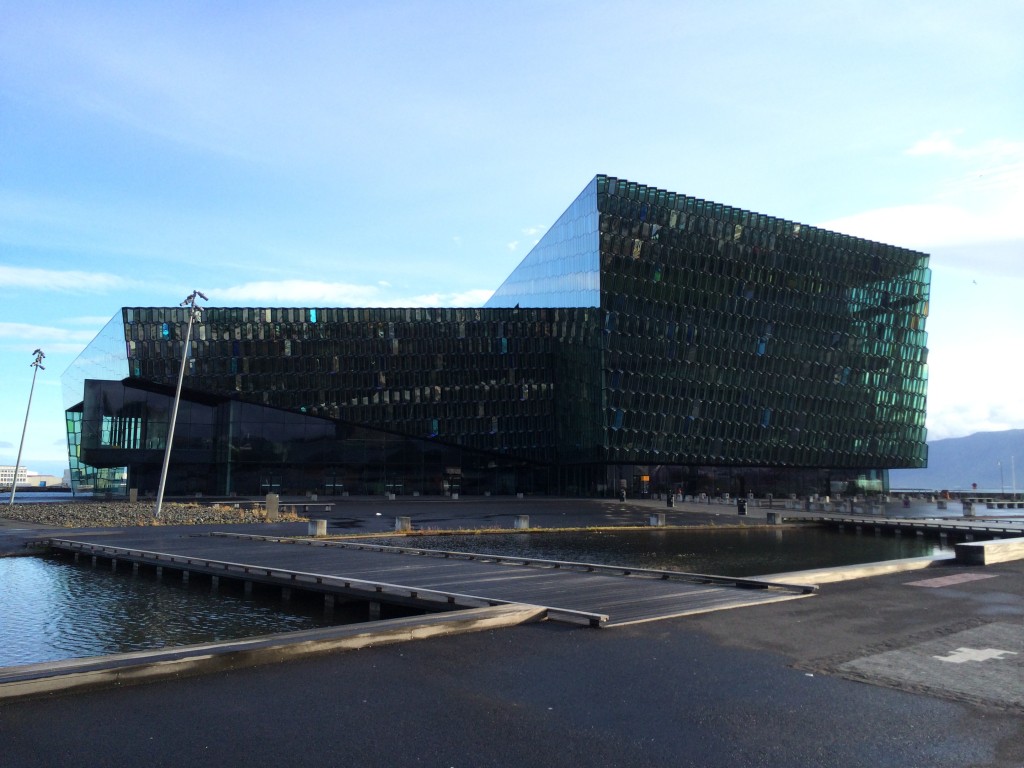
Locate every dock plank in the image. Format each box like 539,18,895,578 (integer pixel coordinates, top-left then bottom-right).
42,531,814,627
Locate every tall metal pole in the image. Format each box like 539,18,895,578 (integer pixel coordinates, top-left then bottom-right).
998,461,1005,496
1013,456,1017,501
9,349,45,506
154,291,207,518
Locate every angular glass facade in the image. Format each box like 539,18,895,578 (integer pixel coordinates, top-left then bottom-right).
62,175,928,498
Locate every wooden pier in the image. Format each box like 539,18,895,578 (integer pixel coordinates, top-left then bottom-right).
41,529,816,628
785,513,1024,541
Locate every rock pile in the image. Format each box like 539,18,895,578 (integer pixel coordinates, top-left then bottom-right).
4,501,301,528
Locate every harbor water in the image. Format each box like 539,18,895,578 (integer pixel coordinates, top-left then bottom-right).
0,554,361,668
1,525,953,668
386,526,954,577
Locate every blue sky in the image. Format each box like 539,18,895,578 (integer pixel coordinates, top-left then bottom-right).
2,1,1022,478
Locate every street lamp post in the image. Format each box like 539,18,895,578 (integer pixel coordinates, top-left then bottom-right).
9,349,45,506
154,291,207,518
1013,456,1018,501
998,460,1005,496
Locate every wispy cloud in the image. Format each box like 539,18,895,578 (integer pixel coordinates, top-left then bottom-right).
212,280,493,309
820,132,1024,252
213,280,382,305
0,321,100,354
905,130,963,156
0,266,127,293
383,289,494,308
507,241,519,251
0,322,100,342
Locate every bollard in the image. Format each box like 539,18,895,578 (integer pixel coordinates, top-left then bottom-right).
265,492,280,521
129,487,138,503
666,495,674,508
514,515,530,530
308,519,327,537
395,516,411,532
648,513,667,527
736,498,747,516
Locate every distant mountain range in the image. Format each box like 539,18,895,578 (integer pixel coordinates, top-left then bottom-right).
889,428,1024,493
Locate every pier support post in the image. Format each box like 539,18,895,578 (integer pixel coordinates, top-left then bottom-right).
369,601,381,620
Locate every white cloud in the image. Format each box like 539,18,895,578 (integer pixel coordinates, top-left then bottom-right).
926,398,1024,442
365,289,495,308
212,280,494,309
507,241,519,251
821,133,1024,252
214,280,382,305
905,130,962,156
0,265,127,293
0,322,98,344
0,322,99,355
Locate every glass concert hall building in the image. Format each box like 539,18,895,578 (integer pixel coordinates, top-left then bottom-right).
62,175,930,499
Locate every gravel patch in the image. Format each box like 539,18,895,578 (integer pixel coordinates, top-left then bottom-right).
3,501,302,528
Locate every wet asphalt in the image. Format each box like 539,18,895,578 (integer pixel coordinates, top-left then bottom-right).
2,496,1022,767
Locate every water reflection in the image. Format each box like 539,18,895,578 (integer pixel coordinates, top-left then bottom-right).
0,555,358,668
394,527,953,577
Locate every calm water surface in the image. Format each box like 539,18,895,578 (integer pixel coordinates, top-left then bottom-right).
0,555,357,668
391,527,953,577
2,526,954,668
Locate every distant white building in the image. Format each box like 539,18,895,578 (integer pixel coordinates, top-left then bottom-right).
28,473,65,488
0,466,29,486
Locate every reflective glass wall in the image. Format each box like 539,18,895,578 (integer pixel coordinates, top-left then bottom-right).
486,177,600,309
60,174,930,498
61,314,131,491
596,174,929,470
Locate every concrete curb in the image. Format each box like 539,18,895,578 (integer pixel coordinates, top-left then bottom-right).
0,603,546,703
754,553,956,585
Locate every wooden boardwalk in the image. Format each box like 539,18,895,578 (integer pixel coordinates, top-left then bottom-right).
42,530,816,628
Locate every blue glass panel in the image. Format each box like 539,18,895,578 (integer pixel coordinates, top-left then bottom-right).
485,177,601,309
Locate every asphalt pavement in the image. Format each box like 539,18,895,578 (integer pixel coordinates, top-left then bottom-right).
2,496,1023,767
